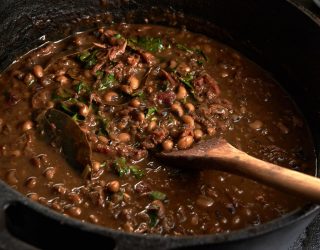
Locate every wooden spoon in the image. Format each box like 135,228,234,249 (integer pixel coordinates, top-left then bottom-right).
159,137,320,203
42,109,92,170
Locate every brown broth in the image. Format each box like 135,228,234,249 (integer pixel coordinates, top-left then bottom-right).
0,23,316,235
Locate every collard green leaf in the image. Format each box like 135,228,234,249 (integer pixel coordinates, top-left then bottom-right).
146,107,157,119
129,37,164,52
78,50,98,69
149,191,166,201
99,73,116,90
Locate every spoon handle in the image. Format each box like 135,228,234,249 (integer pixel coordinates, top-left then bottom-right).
208,143,320,203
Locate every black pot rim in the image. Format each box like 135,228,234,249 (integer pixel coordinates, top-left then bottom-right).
1,0,320,248
2,180,319,247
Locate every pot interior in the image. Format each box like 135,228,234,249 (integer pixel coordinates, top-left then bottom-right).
0,0,320,249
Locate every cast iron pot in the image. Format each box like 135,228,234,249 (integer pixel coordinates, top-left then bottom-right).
0,0,320,249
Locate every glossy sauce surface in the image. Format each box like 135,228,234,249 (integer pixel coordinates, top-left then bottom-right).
0,24,316,235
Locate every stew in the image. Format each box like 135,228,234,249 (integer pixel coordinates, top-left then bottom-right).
0,23,316,235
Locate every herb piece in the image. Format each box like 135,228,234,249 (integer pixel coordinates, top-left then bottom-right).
79,50,90,61
100,162,107,168
95,70,104,78
72,113,84,122
132,90,145,100
75,82,89,94
176,43,193,53
60,102,74,114
113,157,130,177
97,118,109,136
129,166,144,179
176,44,208,62
148,210,158,227
58,98,86,122
146,107,157,119
99,73,116,90
114,33,122,39
197,60,204,66
78,50,98,69
113,157,144,178
129,37,164,52
60,103,85,122
179,74,194,89
195,49,208,62
149,191,166,201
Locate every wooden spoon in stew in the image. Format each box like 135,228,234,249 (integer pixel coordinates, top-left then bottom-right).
42,110,320,203
43,109,92,172
159,137,320,204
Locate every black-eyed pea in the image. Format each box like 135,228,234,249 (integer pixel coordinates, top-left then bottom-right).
130,98,141,108
196,195,214,208
56,75,69,85
207,127,216,136
27,193,39,201
56,69,67,76
38,197,48,205
91,161,101,172
136,112,145,122
67,206,82,217
30,157,41,168
129,75,140,90
146,86,154,94
74,35,85,46
0,118,3,131
51,202,62,212
84,69,93,79
78,103,90,117
249,120,263,130
53,184,67,195
33,65,44,78
10,150,21,157
194,129,203,140
123,222,134,232
25,177,37,189
123,193,131,203
43,167,56,180
182,115,195,127
89,214,99,224
177,136,194,150
162,139,173,152
47,101,55,109
6,170,18,185
120,85,133,95
184,103,195,113
68,192,82,204
148,121,157,132
169,60,177,69
178,63,191,74
190,214,199,226
171,103,184,117
232,216,241,225
118,133,131,143
176,86,187,100
107,180,120,193
103,91,118,103
98,135,109,144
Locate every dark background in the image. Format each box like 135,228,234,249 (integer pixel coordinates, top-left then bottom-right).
289,2,320,250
